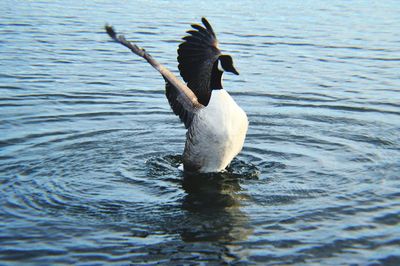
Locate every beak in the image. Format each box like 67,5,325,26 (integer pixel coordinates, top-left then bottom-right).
231,67,239,75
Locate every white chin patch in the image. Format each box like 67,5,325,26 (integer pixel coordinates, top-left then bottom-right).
217,59,224,72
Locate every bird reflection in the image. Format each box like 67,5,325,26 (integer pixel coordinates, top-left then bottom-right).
179,170,252,242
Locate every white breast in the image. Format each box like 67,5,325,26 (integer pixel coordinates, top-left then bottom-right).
183,90,248,173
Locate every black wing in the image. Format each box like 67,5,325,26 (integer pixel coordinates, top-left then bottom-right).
164,78,194,128
177,17,221,106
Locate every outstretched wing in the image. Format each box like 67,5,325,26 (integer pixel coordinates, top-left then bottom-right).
177,17,221,106
164,78,194,128
105,25,203,128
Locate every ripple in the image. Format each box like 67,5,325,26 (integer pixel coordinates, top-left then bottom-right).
274,102,400,116
1,1,400,265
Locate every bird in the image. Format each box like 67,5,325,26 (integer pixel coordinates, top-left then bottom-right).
105,17,248,173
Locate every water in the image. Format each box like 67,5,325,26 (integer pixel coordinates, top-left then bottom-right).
1,0,399,264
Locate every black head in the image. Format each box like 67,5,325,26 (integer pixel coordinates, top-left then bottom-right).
219,54,239,75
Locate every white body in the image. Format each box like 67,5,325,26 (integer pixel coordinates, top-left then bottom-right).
183,90,248,173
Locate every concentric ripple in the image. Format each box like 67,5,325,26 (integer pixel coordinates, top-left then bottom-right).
1,0,400,265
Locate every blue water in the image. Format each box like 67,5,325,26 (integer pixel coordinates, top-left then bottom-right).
1,1,400,265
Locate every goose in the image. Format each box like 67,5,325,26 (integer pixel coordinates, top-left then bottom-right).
105,18,248,173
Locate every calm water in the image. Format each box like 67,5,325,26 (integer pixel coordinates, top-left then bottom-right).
1,1,400,265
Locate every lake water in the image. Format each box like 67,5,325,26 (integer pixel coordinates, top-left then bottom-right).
1,1,399,265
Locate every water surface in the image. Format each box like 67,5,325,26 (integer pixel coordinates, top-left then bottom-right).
1,0,400,265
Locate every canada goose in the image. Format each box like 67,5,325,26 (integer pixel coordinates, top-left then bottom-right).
105,18,248,173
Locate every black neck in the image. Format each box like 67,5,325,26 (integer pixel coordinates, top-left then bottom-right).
210,61,223,90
